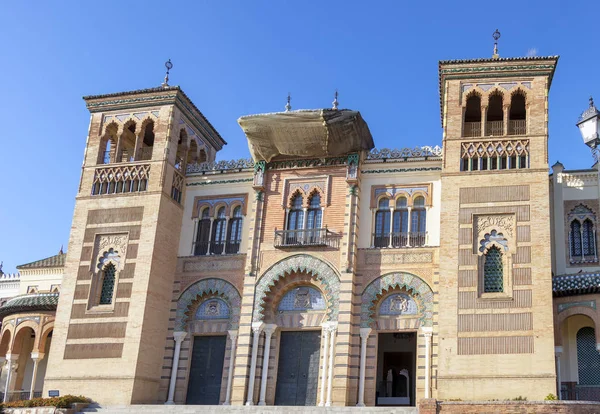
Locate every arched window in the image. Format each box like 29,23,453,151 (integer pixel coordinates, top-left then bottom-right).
570,220,583,258
306,193,323,244
211,207,227,254
374,198,391,248
175,129,188,171
577,327,600,387
483,246,503,293
583,219,596,257
410,196,426,246
99,263,116,305
226,206,243,254
486,92,504,136
194,208,211,256
464,94,482,137
286,194,304,245
137,121,155,161
393,197,409,247
509,91,526,135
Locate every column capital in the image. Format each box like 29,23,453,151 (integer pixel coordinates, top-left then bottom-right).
421,326,433,337
555,346,563,355
30,352,45,361
322,321,338,332
251,322,265,334
359,327,372,339
227,330,238,341
173,331,188,342
5,353,17,362
263,324,277,336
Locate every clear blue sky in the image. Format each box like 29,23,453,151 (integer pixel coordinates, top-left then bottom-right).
0,1,597,272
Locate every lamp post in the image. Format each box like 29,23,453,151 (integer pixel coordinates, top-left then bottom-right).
577,97,600,161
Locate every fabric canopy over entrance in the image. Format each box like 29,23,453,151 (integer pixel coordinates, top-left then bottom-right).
238,109,374,162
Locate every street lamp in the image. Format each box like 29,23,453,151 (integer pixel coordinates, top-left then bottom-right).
577,97,600,161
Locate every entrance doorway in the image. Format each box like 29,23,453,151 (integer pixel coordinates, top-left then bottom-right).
376,332,416,406
274,330,321,406
186,335,226,405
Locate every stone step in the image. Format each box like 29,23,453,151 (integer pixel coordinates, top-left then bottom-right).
78,405,419,414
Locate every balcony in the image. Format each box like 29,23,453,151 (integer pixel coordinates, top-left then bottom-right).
274,228,340,248
372,232,427,248
463,122,481,137
485,121,504,136
508,119,526,135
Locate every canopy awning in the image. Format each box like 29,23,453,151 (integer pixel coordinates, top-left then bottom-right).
238,109,374,162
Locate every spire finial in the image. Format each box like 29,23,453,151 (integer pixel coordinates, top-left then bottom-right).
590,96,595,108
332,89,339,110
285,92,292,112
162,59,173,88
0,261,3,275
59,245,64,255
492,29,501,59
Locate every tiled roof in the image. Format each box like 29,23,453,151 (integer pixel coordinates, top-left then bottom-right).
16,253,66,270
0,292,59,318
553,273,600,297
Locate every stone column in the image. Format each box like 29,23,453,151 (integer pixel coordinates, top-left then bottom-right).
325,323,337,406
29,352,44,399
422,327,433,399
555,346,563,399
318,324,331,406
406,207,412,247
3,354,16,403
165,331,187,405
356,328,371,407
258,324,276,406
206,217,215,255
223,330,238,405
246,322,264,406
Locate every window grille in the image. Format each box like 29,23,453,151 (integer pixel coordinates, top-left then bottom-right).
484,246,503,292
460,140,529,172
571,220,583,258
577,327,600,385
99,263,116,305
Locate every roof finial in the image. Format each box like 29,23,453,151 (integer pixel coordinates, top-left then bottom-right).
492,29,501,59
162,59,173,88
0,261,3,275
285,92,292,112
59,245,64,255
332,89,339,110
590,96,595,108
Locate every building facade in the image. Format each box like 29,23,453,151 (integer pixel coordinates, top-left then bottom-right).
1,49,600,407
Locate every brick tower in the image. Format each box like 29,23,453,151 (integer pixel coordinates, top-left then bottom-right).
43,84,225,404
437,46,559,399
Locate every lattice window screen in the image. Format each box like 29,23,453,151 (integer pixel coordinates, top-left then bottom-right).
484,246,504,292
577,327,600,385
99,263,116,305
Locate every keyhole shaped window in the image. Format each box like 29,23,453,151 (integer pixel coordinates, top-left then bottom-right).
99,263,116,305
483,245,503,293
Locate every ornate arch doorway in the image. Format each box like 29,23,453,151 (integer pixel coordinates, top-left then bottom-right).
357,272,434,407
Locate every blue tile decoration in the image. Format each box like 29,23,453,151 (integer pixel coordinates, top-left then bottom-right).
253,254,341,322
379,293,418,315
196,297,230,319
360,272,433,328
175,278,241,331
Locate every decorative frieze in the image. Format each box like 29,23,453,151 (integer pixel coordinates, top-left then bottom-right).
366,146,442,161
558,300,596,313
182,256,245,273
364,251,433,265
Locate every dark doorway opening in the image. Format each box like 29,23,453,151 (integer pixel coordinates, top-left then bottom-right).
186,335,226,405
376,332,416,406
274,330,321,406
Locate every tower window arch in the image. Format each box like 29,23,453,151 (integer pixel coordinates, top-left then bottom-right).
463,93,482,137
374,198,391,248
486,92,504,136
509,91,527,135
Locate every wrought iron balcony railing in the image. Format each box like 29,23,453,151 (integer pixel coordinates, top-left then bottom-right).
508,119,526,135
485,120,504,136
463,122,481,137
274,227,339,248
372,232,427,248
